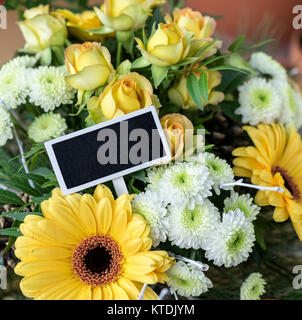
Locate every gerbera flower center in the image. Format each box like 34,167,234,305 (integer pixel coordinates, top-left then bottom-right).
72,235,123,287
272,166,300,200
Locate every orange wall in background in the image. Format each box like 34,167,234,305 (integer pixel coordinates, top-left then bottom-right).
0,0,301,69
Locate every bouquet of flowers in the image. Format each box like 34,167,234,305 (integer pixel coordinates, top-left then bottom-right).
1,0,302,300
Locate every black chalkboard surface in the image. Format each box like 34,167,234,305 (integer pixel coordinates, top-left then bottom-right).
45,106,171,195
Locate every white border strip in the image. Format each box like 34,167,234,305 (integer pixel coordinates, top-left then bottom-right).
45,106,171,196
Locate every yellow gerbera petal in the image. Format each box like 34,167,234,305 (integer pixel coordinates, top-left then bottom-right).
109,210,127,241
95,197,112,235
92,287,103,300
102,285,113,299
111,282,129,300
93,184,115,206
273,206,289,222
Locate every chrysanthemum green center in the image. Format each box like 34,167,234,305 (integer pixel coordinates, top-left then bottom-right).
227,230,245,253
174,171,192,188
183,208,203,230
72,235,123,287
252,89,271,109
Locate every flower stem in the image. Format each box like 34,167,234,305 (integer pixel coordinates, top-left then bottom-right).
116,41,123,68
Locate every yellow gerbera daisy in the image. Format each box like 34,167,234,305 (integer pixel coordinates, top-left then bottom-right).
14,185,174,300
232,123,302,241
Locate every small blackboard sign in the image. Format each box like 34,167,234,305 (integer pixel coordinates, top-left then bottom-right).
45,106,171,195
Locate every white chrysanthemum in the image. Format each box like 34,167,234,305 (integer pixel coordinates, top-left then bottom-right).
236,78,282,125
203,209,256,267
167,199,220,249
204,152,234,195
158,162,213,209
0,66,28,109
292,88,302,129
275,81,302,129
28,66,75,112
167,261,213,297
132,190,169,247
28,112,67,143
0,108,13,146
146,165,168,191
249,52,287,82
240,273,266,300
224,192,260,221
2,55,37,70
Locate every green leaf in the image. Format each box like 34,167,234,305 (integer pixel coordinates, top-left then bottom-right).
52,46,65,65
42,180,59,188
40,48,52,66
22,144,45,160
70,90,94,116
0,227,22,237
2,220,20,255
116,60,132,75
206,65,249,73
187,73,203,110
13,173,46,186
0,189,24,205
255,226,267,251
131,56,151,69
228,35,246,52
31,167,53,178
0,180,41,197
2,211,43,222
31,195,50,205
132,170,147,183
199,72,208,104
219,101,242,122
152,65,169,89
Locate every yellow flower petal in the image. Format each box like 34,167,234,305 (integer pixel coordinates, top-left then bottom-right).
109,210,127,241
111,282,129,300
92,287,103,300
95,197,112,235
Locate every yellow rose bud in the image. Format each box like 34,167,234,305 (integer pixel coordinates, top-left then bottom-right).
55,9,104,41
165,8,221,61
168,66,224,109
18,12,67,53
94,0,161,32
135,23,190,67
97,72,155,121
65,42,114,91
23,4,50,19
165,7,216,40
160,113,194,161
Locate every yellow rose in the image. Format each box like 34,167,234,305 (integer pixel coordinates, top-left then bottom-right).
135,23,190,67
55,9,104,41
160,113,194,161
94,0,163,32
23,4,50,19
18,8,67,53
168,66,224,109
95,73,155,121
65,42,114,91
165,8,216,40
165,8,221,61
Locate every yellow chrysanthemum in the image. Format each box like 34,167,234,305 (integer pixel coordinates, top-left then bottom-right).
233,123,302,241
14,186,174,300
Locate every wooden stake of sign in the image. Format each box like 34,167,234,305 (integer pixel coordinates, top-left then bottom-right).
112,177,129,196
45,106,171,196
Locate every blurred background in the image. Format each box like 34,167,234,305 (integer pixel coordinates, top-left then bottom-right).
1,0,301,75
